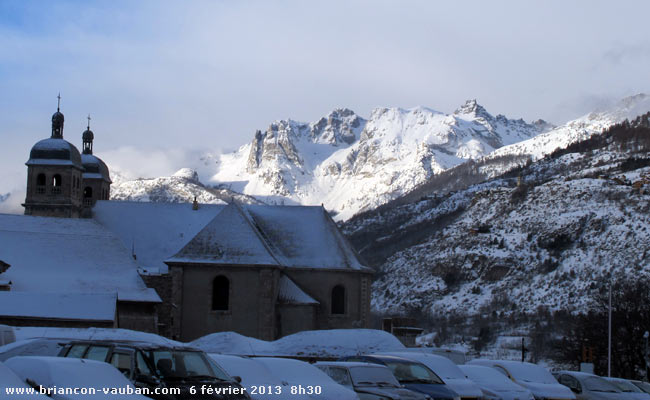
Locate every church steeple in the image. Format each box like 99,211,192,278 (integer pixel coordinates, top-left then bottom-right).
82,114,94,155
51,93,64,139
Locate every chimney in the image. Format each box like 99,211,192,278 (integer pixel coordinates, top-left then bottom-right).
192,196,199,210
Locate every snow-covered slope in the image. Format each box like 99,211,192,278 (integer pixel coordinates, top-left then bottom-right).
490,94,650,160
110,168,261,205
211,103,549,220
343,118,650,317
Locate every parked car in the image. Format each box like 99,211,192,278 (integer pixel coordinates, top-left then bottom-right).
4,356,150,399
467,360,575,400
252,357,360,400
603,377,650,400
553,371,621,400
459,365,534,400
208,354,311,400
339,354,460,400
0,360,48,399
58,340,250,400
379,352,483,400
315,361,431,400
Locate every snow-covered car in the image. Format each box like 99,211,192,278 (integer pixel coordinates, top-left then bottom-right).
379,352,483,400
4,356,150,399
208,354,312,400
252,357,360,400
603,377,650,400
315,361,431,400
553,371,621,400
58,340,250,399
0,326,15,347
0,360,48,399
339,354,460,400
459,364,534,400
0,338,68,362
467,360,575,400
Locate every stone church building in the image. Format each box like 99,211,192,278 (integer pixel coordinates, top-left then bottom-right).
0,101,372,341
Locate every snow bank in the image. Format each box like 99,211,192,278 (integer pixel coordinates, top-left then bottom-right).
193,329,405,358
13,327,181,346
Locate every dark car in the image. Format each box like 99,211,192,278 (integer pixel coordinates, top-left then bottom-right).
339,354,460,400
58,340,249,400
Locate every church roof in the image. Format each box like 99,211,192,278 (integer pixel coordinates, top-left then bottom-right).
27,138,83,169
277,275,319,305
93,201,369,272
167,203,279,265
0,213,160,303
81,153,112,183
0,292,116,322
92,201,227,274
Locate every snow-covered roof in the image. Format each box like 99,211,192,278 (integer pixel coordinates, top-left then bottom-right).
95,201,368,271
12,326,182,347
0,213,160,303
92,201,226,273
27,138,83,169
0,292,116,322
277,274,319,305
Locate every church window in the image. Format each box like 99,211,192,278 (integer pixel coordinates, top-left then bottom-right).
84,187,93,198
51,174,62,194
36,173,46,186
331,285,345,314
212,276,229,311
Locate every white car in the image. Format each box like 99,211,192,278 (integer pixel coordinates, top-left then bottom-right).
468,360,575,400
208,354,312,400
0,360,48,399
252,357,360,400
5,356,151,399
603,377,650,400
379,352,483,400
459,364,534,400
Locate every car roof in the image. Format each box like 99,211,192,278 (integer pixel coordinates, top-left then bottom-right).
65,339,200,352
316,361,388,368
554,370,598,378
352,354,424,363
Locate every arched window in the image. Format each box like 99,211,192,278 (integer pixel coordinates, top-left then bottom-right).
83,187,93,198
212,276,229,311
331,285,345,315
52,174,62,187
36,174,46,186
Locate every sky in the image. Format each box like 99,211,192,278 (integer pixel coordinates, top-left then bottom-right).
2,0,650,212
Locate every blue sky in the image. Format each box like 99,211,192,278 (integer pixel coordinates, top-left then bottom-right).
2,0,650,211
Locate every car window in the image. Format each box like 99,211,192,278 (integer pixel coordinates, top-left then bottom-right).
328,367,352,386
85,346,110,362
110,352,133,378
136,351,153,376
66,344,88,358
559,375,580,391
386,361,443,384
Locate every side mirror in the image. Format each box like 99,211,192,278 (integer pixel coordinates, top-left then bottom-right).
232,376,242,384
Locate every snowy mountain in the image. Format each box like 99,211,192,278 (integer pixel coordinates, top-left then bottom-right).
210,103,550,220
110,168,261,205
342,115,650,317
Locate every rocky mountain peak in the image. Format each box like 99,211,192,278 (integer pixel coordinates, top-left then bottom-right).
454,99,491,119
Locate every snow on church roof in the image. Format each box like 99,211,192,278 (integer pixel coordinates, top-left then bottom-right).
0,292,116,322
0,214,160,303
167,204,279,265
92,201,226,273
277,275,319,305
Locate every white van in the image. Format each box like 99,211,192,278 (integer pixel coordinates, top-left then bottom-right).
0,325,15,347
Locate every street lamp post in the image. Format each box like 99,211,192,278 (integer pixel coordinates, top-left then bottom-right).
608,278,612,377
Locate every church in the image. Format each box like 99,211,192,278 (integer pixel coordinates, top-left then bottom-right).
0,100,373,341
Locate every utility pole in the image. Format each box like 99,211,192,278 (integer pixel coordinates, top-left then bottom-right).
608,278,612,377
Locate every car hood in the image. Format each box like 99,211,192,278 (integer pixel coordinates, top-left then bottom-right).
356,386,428,400
403,382,459,399
444,378,484,398
515,381,575,400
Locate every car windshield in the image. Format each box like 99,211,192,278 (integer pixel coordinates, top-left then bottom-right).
609,380,643,393
385,361,443,384
506,364,557,384
349,366,401,387
460,365,514,389
149,350,229,380
633,381,650,394
583,377,619,392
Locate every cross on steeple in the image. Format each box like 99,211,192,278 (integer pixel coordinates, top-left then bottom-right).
57,93,61,111
87,114,91,129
